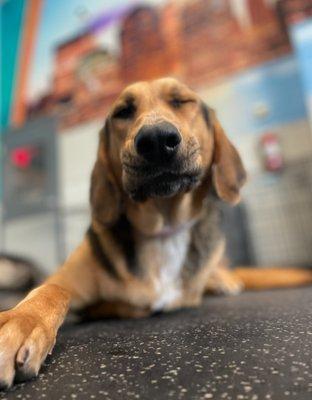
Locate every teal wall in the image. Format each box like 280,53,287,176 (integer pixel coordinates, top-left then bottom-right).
1,0,26,131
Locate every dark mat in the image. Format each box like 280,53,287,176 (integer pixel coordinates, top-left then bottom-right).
1,288,312,400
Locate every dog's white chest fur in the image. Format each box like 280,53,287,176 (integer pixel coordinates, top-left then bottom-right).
141,229,190,311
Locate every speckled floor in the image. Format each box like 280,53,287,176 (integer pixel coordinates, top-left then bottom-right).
1,287,312,400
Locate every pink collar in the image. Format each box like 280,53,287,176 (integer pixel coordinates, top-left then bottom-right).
141,218,197,240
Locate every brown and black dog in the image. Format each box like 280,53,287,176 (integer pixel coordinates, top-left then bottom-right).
1,78,311,389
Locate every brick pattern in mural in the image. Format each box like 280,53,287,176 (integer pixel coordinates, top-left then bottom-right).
26,0,311,129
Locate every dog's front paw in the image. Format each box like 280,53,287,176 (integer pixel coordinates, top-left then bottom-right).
0,310,55,390
215,274,244,296
206,268,244,296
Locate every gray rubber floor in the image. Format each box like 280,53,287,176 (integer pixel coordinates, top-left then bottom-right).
1,287,312,400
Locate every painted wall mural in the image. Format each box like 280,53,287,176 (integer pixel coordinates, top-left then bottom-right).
2,0,312,131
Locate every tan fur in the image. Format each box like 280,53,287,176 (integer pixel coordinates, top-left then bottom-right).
232,267,312,290
0,77,310,390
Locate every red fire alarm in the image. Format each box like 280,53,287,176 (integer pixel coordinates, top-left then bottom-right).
260,132,284,172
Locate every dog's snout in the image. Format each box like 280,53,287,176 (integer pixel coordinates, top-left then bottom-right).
135,122,181,163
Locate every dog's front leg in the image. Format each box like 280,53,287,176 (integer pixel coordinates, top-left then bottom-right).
0,239,100,389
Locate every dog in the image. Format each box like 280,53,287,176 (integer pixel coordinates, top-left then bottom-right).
1,78,312,390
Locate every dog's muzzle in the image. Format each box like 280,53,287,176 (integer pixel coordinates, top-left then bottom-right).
122,122,201,201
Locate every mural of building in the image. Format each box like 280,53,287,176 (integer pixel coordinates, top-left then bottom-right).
27,0,295,128
29,31,122,127
277,0,312,25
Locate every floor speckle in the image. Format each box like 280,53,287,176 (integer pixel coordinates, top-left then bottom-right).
1,288,312,399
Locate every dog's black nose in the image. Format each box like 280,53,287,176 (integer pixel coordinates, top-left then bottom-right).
135,122,181,163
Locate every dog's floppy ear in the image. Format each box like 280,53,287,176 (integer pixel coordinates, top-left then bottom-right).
202,104,246,204
90,120,121,226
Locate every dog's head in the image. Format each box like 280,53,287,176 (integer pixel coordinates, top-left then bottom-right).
91,78,246,225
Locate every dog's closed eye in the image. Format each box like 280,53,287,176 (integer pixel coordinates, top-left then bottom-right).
170,97,196,109
113,103,136,119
